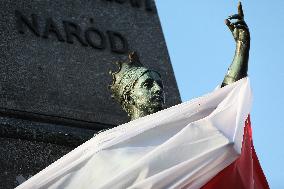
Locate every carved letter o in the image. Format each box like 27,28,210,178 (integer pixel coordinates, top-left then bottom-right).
85,27,107,50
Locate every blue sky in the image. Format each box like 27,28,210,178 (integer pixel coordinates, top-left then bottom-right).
156,1,284,188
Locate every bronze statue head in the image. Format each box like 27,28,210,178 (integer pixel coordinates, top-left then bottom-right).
110,52,165,120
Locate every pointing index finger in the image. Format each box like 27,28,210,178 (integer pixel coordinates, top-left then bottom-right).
238,2,244,19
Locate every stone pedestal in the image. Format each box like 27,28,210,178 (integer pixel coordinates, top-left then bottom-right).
0,0,181,187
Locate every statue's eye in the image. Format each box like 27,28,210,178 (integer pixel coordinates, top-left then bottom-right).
143,82,150,88
143,79,153,88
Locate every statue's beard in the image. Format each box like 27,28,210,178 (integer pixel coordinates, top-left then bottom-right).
128,99,164,120
132,101,164,115
128,91,165,118
148,105,163,114
145,100,164,114
148,92,165,113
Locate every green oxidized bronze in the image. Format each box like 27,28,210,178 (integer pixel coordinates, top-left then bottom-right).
110,52,165,120
110,2,250,120
221,2,250,87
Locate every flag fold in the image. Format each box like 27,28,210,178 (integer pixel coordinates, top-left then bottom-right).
17,78,266,189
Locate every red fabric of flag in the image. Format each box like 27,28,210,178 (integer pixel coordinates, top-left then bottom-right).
201,116,269,189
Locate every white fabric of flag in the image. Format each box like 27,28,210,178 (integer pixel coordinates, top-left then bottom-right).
16,78,252,189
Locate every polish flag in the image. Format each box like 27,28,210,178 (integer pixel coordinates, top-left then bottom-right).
16,78,269,189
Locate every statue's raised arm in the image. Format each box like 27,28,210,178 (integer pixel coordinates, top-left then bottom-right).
221,2,250,87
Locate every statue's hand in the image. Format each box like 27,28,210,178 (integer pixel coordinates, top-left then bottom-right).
225,2,250,44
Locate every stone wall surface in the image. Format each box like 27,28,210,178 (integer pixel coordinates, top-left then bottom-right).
0,0,181,126
0,0,181,187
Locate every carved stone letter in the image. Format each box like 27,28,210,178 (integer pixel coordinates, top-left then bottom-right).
63,21,88,46
107,31,129,54
85,27,106,50
43,18,65,42
15,10,40,36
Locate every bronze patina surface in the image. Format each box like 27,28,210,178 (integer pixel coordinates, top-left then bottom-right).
110,52,165,120
222,2,250,87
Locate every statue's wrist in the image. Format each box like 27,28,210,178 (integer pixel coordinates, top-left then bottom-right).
236,38,250,45
235,40,250,56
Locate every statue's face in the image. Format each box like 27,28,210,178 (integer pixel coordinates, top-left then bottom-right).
130,71,165,114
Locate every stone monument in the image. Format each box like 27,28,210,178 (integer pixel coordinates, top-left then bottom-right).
0,0,181,188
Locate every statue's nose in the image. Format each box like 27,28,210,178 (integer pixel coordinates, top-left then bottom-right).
152,81,162,93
